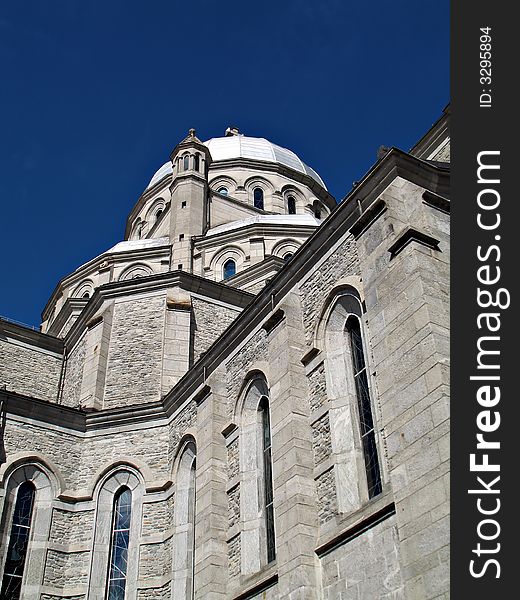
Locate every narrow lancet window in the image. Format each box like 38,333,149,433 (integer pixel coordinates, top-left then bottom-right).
346,316,382,498
107,487,132,600
223,259,236,279
253,187,264,210
193,154,200,171
259,396,276,563
287,196,296,214
183,155,190,171
0,482,36,599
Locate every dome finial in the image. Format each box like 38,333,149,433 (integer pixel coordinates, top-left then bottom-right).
189,128,196,138
225,126,240,137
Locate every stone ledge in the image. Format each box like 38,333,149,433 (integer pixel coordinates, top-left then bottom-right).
316,495,396,557
388,227,441,259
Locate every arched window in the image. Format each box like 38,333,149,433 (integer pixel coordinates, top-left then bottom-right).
283,252,293,262
172,441,197,600
287,196,296,215
217,186,228,196
183,155,190,171
345,315,382,498
259,397,276,563
82,292,90,299
155,208,163,222
193,154,200,171
253,187,264,210
107,487,132,599
223,259,236,280
314,204,322,219
0,482,36,598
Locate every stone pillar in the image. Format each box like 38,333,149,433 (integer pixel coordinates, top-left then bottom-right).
193,368,229,599
267,291,320,599
79,304,113,411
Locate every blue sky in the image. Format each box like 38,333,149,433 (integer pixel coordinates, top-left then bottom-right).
0,0,449,328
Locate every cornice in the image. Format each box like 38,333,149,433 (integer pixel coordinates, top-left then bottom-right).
0,318,63,355
193,223,318,251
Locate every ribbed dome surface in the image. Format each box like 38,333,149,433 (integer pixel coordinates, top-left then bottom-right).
145,135,326,190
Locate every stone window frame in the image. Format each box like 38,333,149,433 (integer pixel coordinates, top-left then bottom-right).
210,246,246,283
235,372,276,574
145,197,167,228
209,175,238,198
171,437,197,600
317,287,385,515
87,467,144,600
280,185,306,215
72,279,95,299
271,238,300,261
0,462,57,597
118,262,154,282
244,176,274,212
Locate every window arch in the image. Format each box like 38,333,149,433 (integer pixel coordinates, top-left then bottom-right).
223,259,236,280
88,468,143,599
237,374,276,573
253,187,264,210
320,288,383,514
217,186,229,196
172,440,197,600
283,252,293,262
287,196,296,215
107,487,132,599
193,154,200,171
0,482,35,598
0,462,57,598
183,155,190,171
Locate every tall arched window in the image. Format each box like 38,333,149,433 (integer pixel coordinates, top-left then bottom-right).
107,487,132,599
314,204,322,219
253,187,264,210
0,482,36,598
259,397,275,563
183,155,190,171
287,196,296,215
346,315,382,498
172,441,197,600
223,259,236,280
193,154,200,171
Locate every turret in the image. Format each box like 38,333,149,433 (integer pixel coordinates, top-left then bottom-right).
169,128,212,272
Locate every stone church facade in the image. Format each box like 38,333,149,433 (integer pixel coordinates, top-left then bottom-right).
0,108,450,599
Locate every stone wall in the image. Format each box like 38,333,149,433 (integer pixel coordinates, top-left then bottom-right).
104,294,165,408
0,338,61,402
320,516,403,600
191,297,240,361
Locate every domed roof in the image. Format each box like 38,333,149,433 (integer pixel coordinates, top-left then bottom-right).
145,133,326,190
204,135,326,189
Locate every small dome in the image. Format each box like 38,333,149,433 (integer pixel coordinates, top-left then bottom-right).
145,133,326,191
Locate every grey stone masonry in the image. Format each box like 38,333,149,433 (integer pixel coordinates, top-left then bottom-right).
192,297,240,361
104,294,165,408
0,332,62,402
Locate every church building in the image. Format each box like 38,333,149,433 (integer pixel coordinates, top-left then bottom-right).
0,107,450,599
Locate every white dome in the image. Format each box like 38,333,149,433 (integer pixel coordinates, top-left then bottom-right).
204,135,327,189
145,134,326,190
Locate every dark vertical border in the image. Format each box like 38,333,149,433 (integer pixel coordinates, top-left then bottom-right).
452,1,515,596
